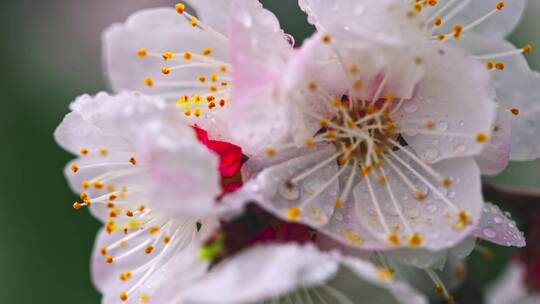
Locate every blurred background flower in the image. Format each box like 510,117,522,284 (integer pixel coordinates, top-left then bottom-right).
0,0,538,303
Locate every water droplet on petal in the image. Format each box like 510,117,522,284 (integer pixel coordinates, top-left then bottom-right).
453,145,467,155
483,228,497,238
436,120,449,131
422,148,440,162
404,101,419,113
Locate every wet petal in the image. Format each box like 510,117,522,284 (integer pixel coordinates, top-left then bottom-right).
227,0,293,155
431,0,526,39
472,202,526,247
184,0,231,35
395,43,496,163
324,151,484,251
103,8,229,95
475,110,511,176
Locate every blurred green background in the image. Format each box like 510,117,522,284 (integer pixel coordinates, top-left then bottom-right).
0,1,538,302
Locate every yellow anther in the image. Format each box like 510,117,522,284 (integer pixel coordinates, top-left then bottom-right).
120,272,132,281
82,180,90,189
453,24,463,40
80,148,89,155
209,85,218,92
407,233,424,247
202,48,212,56
190,16,198,27
219,65,228,73
353,79,364,90
175,3,186,14
387,233,401,246
307,81,318,91
100,247,107,256
510,108,520,116
434,16,442,27
265,148,277,157
73,202,82,210
475,132,489,143
325,130,336,139
378,268,395,282
163,236,171,244
304,138,315,148
105,256,114,264
496,1,505,10
349,64,359,75
344,229,364,245
161,52,174,61
139,294,150,303
93,180,104,189
137,48,148,58
415,191,428,201
425,120,435,130
523,44,533,54
161,67,171,75
219,99,226,107
129,157,137,165
193,95,202,103
145,245,154,254
144,77,154,87
359,166,372,177
194,108,202,117
495,62,505,70
80,192,88,200
321,34,332,44
210,73,219,82
70,164,79,173
485,60,495,70
441,177,452,188
183,51,193,61
333,199,344,209
319,119,330,128
286,207,301,221
437,34,446,41
184,108,191,116
120,292,128,302
99,148,108,156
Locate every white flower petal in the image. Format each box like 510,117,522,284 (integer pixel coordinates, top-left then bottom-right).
151,243,427,304
475,110,511,176
138,115,222,217
226,0,293,155
323,151,484,251
184,0,231,35
472,202,526,247
299,0,427,44
241,146,341,228
395,43,496,163
431,0,526,39
102,8,229,94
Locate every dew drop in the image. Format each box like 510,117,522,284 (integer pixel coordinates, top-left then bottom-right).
404,101,419,113
453,145,467,155
422,148,440,162
494,216,504,224
436,119,449,131
483,228,497,238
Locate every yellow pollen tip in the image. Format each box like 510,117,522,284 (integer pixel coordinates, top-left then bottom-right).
377,268,395,282
286,207,301,221
407,233,424,247
190,16,198,27
202,48,212,56
344,229,364,245
434,16,442,27
475,132,489,144
353,79,364,90
308,81,318,91
120,272,132,281
99,148,108,156
79,148,89,155
485,60,495,70
523,44,533,54
100,247,107,256
145,246,154,254
105,256,114,264
129,157,137,165
80,192,88,200
70,164,79,173
304,138,315,148
510,108,520,116
265,148,277,157
73,202,82,210
333,199,344,208
441,177,452,188
415,191,428,201
161,52,174,61
220,65,228,73
139,294,150,302
496,1,505,10
136,48,148,58
82,180,90,189
144,77,154,87
319,119,329,128
120,292,128,302
321,34,332,44
183,51,193,61
387,234,401,246
161,67,171,75
495,62,505,70
175,3,185,14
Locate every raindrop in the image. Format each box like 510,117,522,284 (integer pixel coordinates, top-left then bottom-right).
404,101,419,113
483,228,497,238
279,183,300,200
453,145,467,155
494,216,504,224
422,148,440,162
436,120,449,131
